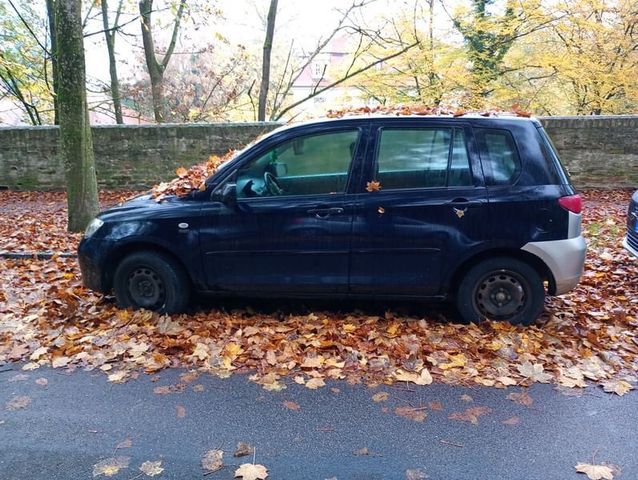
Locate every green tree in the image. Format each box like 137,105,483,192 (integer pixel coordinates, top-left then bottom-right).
450,0,551,107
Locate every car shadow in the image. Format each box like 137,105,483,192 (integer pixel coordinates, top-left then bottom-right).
191,294,462,325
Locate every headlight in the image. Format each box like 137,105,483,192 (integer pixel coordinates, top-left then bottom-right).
84,218,104,238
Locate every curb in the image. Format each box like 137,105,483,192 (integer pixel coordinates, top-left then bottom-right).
0,251,77,259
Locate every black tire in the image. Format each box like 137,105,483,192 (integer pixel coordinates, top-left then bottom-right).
456,257,544,326
113,251,190,313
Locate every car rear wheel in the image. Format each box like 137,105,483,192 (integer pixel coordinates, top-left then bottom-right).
456,257,544,325
113,251,190,313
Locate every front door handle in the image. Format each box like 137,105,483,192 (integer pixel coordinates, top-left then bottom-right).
447,198,484,207
307,207,344,218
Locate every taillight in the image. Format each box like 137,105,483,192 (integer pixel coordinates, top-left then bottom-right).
558,194,582,214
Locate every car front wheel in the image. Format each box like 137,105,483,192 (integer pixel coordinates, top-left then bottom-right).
456,257,544,326
113,251,190,313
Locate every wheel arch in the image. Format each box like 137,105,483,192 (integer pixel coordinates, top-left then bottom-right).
101,241,193,293
447,247,557,298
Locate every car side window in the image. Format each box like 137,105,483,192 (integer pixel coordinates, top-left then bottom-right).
475,128,521,185
236,130,359,198
374,127,472,190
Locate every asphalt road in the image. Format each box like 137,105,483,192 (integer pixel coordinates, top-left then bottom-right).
0,364,636,480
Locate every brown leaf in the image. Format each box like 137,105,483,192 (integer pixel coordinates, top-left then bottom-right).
176,405,186,418
507,391,533,407
283,400,300,411
202,449,224,473
448,406,492,425
366,180,382,192
115,438,132,450
234,442,254,457
372,392,389,403
502,416,521,426
6,395,31,411
395,406,426,422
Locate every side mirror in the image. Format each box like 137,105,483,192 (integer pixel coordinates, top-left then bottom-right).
211,183,236,204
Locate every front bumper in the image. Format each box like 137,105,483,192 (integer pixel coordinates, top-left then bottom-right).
78,238,107,292
521,235,587,295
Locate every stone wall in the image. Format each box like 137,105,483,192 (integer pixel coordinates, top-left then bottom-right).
0,117,637,190
0,123,280,190
540,116,638,189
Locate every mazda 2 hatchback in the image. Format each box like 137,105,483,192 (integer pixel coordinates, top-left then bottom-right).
79,115,587,325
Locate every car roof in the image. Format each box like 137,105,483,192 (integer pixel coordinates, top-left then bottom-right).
270,113,541,135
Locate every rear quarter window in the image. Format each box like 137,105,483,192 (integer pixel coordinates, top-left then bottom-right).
475,128,522,185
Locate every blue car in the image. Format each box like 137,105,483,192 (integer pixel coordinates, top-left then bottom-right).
79,115,587,325
624,190,638,258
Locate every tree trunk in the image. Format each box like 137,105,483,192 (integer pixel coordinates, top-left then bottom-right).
101,0,124,124
258,0,278,121
54,0,100,232
139,0,186,123
45,0,59,125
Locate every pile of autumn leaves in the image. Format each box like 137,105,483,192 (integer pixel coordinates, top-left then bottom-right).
0,190,636,398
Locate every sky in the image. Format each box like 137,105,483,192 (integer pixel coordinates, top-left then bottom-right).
83,0,459,88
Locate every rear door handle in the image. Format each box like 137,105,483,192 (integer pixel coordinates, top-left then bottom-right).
307,207,344,218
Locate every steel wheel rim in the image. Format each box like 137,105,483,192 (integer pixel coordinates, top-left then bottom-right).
127,267,165,309
473,269,527,320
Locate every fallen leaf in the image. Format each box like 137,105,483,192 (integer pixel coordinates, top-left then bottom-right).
202,449,224,473
575,462,615,480
405,468,428,480
234,442,254,457
394,368,433,386
366,180,382,192
305,378,325,390
140,460,164,477
115,438,132,450
517,362,552,383
6,396,31,411
601,380,634,396
235,463,269,480
448,406,492,425
92,456,130,477
428,401,442,411
283,400,300,411
107,371,128,383
176,405,186,418
460,394,473,402
372,392,389,403
51,356,70,368
35,377,48,386
395,406,426,422
353,447,369,456
502,416,521,426
507,391,533,407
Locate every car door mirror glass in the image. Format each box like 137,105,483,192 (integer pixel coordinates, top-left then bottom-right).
211,183,237,204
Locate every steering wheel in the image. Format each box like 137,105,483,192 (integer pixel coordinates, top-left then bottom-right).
263,171,283,196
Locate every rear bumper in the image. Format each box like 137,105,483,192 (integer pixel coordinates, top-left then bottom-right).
623,236,638,258
521,235,587,295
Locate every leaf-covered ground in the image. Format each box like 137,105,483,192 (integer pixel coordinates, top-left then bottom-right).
0,189,636,396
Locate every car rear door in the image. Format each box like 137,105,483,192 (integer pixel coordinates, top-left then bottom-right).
349,119,489,296
198,124,368,294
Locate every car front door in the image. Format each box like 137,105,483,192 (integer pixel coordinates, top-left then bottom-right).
349,120,489,296
199,125,367,294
